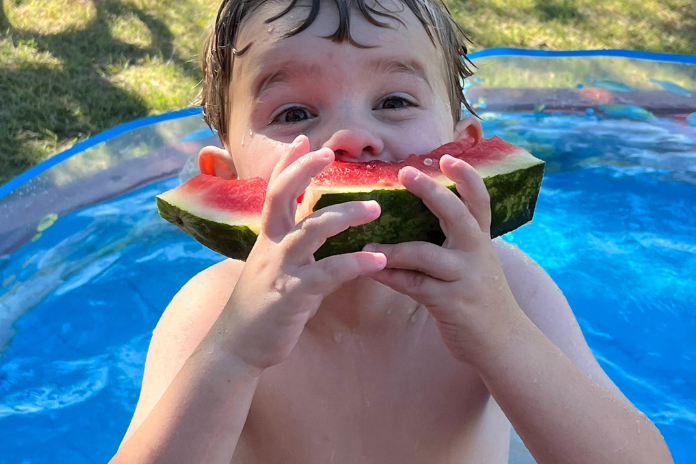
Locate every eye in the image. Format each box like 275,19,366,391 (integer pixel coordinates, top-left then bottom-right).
271,106,314,124
378,95,417,110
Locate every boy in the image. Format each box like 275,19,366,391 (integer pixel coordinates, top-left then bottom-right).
111,0,673,462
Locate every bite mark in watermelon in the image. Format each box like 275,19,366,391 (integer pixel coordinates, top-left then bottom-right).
156,136,545,260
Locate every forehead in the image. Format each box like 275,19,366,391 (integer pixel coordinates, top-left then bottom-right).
232,0,445,85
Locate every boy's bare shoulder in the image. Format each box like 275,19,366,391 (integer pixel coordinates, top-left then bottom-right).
155,258,244,335
492,237,580,347
492,238,628,401
153,258,245,368
120,258,244,446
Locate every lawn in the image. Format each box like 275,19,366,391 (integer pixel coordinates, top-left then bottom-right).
1,0,694,186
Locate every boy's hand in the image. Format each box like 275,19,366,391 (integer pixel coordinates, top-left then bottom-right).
215,136,386,372
364,155,519,367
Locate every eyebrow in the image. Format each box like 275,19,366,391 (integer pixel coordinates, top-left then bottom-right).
368,58,432,90
253,57,432,99
254,62,323,99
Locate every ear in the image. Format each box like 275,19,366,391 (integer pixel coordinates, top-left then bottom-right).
454,116,483,146
198,146,237,179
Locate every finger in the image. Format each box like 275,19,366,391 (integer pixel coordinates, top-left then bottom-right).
398,166,481,248
302,252,387,295
262,147,335,239
363,242,461,281
269,135,309,185
284,201,381,262
440,155,492,234
369,268,447,307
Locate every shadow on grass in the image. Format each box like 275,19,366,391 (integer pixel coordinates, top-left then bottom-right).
0,0,202,185
533,0,585,23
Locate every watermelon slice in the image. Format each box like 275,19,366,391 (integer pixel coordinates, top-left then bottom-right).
157,136,545,260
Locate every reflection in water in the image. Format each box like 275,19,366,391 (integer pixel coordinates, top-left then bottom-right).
598,104,655,121
0,333,149,419
593,79,634,92
686,113,696,127
649,78,693,97
0,184,183,351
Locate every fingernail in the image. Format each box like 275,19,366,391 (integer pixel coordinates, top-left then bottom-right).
365,200,381,212
373,253,387,270
363,243,377,252
401,166,419,181
446,156,467,170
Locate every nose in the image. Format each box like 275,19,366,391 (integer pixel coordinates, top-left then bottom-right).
322,128,385,162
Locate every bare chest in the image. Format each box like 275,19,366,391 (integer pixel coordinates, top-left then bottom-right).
232,325,511,464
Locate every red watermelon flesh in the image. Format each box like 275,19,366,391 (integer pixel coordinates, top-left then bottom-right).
310,136,516,189
171,176,267,233
156,136,544,260
298,136,534,219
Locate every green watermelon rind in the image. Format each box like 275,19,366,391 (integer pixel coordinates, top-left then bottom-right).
157,160,544,260
313,160,545,259
156,196,257,260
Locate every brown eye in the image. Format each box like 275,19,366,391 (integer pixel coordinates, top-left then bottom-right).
382,98,406,109
379,96,416,110
283,108,310,123
270,106,315,125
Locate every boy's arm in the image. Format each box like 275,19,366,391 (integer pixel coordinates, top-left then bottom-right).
111,137,386,464
484,240,673,464
367,158,673,464
111,259,260,464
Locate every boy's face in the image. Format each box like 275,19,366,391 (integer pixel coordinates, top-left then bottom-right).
217,0,469,181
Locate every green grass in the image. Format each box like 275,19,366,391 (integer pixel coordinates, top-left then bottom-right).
1,0,695,186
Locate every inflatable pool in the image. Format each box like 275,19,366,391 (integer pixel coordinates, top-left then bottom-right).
0,49,695,464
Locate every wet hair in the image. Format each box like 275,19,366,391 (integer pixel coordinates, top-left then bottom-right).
198,0,476,146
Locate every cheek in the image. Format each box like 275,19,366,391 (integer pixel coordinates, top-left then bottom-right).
233,137,286,181
227,101,289,181
392,114,454,158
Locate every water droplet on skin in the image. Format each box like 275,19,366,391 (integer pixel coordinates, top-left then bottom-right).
268,25,274,32
333,333,343,343
493,275,500,282
423,157,433,166
248,129,253,137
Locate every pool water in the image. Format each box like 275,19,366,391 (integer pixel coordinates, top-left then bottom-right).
1,112,695,463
